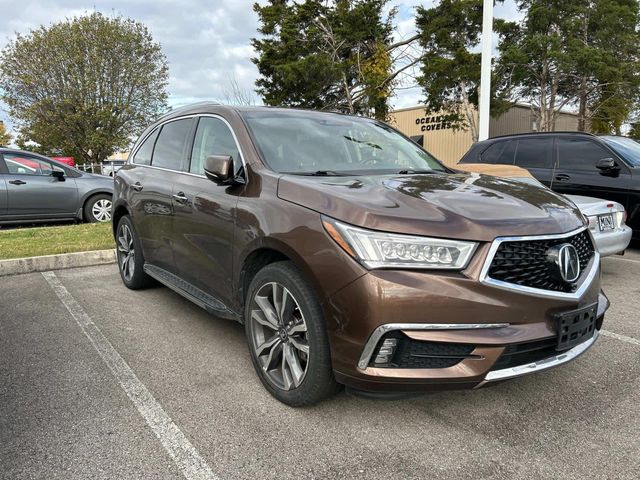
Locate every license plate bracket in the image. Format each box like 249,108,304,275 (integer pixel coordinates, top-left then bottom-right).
598,214,614,231
555,303,597,351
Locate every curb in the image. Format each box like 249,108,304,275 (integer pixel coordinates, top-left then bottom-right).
0,249,117,277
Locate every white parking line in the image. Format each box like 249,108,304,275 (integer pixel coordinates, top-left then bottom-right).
601,329,640,347
42,271,218,480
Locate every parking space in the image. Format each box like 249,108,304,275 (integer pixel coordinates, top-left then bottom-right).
1,250,640,480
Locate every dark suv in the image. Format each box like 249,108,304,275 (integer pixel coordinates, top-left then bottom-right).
459,132,640,238
112,104,608,406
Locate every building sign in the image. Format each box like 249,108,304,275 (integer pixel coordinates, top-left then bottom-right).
415,115,454,132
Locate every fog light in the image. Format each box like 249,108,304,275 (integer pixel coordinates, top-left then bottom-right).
373,338,398,365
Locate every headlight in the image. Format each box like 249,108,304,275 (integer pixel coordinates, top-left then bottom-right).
322,216,477,270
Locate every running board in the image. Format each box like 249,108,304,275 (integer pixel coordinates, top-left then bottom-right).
143,264,240,321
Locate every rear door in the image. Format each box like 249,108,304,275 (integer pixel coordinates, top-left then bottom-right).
128,118,194,273
0,159,7,217
513,136,555,187
552,136,631,207
1,153,78,218
170,115,243,303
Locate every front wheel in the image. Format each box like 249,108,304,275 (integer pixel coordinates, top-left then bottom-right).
245,261,339,406
84,194,112,223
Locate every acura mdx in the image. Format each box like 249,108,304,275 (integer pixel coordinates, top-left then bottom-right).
112,104,609,406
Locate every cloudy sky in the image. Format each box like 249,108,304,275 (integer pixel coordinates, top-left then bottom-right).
0,0,521,134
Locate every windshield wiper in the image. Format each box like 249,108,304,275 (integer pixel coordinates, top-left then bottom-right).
396,169,442,175
284,170,348,177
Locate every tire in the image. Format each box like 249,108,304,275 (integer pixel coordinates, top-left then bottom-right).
84,194,112,223
115,215,152,290
244,261,339,406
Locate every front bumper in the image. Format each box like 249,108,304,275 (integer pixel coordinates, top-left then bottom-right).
327,254,608,392
592,225,633,257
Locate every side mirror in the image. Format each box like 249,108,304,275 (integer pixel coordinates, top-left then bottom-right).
51,170,65,181
204,155,233,183
595,158,617,170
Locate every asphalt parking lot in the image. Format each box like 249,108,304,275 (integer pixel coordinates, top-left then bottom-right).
1,249,639,480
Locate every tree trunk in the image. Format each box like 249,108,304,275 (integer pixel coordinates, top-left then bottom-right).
578,76,587,131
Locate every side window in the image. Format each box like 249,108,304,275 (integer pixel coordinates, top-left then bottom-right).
3,154,64,176
152,119,193,170
480,140,516,165
190,117,241,175
557,138,613,171
514,138,553,169
131,129,159,166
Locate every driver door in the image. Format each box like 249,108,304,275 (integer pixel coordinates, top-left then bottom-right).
1,153,78,218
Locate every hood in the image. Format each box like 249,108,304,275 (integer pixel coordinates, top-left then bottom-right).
277,172,585,242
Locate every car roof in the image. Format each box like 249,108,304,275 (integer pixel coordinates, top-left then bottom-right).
485,131,597,142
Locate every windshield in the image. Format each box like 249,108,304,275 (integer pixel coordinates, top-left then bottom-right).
601,136,640,167
242,110,446,175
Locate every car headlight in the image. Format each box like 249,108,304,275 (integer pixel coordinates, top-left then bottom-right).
322,216,477,270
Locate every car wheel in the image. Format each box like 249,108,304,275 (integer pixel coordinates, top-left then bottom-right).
116,215,152,290
85,194,112,223
245,261,339,406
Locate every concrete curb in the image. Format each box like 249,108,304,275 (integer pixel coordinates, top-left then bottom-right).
0,249,116,277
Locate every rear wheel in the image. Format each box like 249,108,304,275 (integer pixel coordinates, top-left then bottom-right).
116,215,151,290
84,194,112,223
245,261,338,406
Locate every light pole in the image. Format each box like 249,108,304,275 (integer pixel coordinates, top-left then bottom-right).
478,0,494,141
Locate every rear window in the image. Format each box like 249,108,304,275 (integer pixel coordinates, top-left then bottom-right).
480,140,516,165
152,119,193,171
514,138,553,169
132,129,159,166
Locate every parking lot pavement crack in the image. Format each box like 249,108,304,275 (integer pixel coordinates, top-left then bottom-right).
601,329,640,347
41,270,219,480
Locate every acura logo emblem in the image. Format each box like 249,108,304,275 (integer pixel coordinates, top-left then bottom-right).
548,244,581,283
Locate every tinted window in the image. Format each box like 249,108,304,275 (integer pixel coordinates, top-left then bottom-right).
152,119,192,170
3,154,64,176
557,138,612,171
515,138,553,169
132,129,159,166
480,140,516,165
190,117,241,175
601,136,640,167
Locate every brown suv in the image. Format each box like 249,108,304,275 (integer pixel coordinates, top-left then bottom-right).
112,103,609,406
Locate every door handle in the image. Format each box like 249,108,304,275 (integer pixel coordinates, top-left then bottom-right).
9,179,27,185
172,192,189,204
132,182,143,192
555,174,571,182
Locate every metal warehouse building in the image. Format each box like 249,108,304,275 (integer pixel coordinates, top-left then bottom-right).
389,104,582,167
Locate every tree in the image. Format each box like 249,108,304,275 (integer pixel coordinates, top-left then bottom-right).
251,0,419,120
496,0,640,133
0,12,169,163
0,121,11,146
416,0,511,142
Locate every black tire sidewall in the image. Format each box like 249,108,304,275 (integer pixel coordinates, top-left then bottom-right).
244,261,338,406
84,194,112,223
116,215,149,290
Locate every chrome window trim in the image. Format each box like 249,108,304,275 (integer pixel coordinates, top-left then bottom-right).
357,322,510,370
128,113,248,180
484,329,599,382
479,226,600,301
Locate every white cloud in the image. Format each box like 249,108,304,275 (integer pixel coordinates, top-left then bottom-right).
0,0,522,134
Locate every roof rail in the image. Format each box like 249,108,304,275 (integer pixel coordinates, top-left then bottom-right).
489,131,595,140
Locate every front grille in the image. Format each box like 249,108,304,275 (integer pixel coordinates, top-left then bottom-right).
371,333,476,369
487,230,594,293
490,337,558,371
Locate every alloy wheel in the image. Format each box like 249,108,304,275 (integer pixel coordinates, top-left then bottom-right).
250,282,310,391
92,199,112,222
117,224,135,282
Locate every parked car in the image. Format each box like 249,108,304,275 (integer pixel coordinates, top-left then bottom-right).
0,148,113,224
457,163,632,256
112,104,609,406
51,156,76,167
102,160,126,177
459,132,640,238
